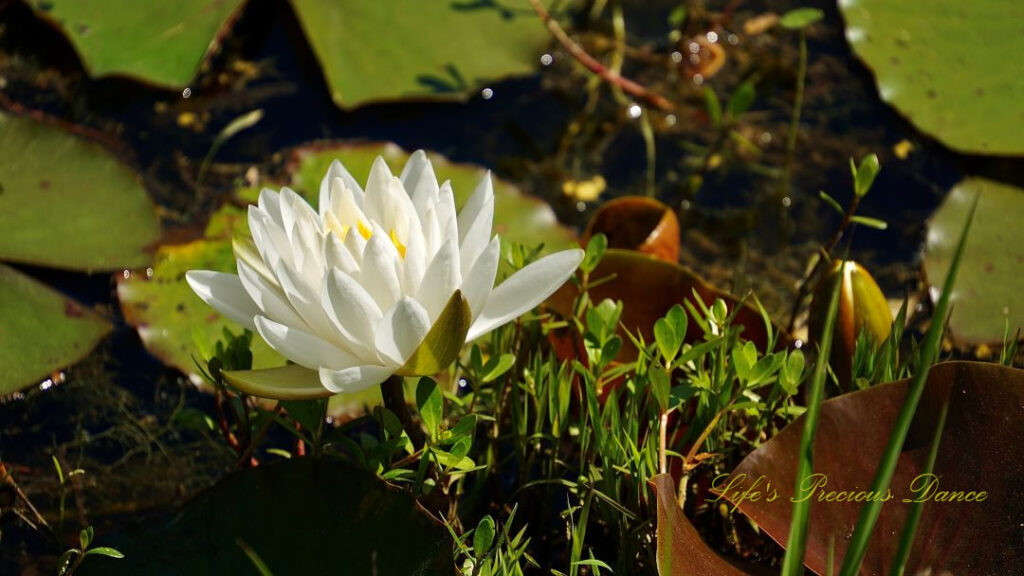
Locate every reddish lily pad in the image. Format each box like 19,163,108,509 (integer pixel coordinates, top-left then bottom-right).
716,361,1023,575
650,474,753,576
549,249,778,356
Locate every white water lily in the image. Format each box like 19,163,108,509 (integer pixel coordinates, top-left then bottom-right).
186,151,583,398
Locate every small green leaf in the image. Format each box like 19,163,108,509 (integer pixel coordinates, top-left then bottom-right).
57,549,79,576
853,154,880,197
667,5,687,28
281,399,326,435
650,366,671,411
473,516,496,559
819,191,845,215
779,350,805,395
850,215,888,229
703,87,722,129
732,341,757,381
726,81,756,118
481,353,516,383
780,7,824,30
581,233,608,274
84,547,125,559
80,526,94,550
416,378,443,441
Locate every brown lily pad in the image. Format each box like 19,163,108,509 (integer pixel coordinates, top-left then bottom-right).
650,473,757,576
716,361,1023,575
549,249,778,356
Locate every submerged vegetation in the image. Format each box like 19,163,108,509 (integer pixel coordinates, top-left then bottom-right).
0,1,1021,575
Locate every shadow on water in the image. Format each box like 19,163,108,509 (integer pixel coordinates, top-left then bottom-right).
0,0,1019,569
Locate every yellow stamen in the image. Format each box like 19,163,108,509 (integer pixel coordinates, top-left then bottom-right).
389,229,407,259
357,220,372,240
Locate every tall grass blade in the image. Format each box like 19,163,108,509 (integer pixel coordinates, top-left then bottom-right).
838,194,978,576
780,256,844,576
888,399,950,576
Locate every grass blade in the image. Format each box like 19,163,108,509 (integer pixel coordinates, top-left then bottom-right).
888,399,950,576
838,193,978,576
780,256,844,576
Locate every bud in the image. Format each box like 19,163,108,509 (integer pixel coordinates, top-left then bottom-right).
583,196,680,263
808,260,891,390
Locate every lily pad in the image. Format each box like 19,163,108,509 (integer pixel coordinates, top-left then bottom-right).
33,0,549,107
116,212,285,382
287,143,578,254
31,0,245,88
923,178,1023,345
79,458,454,575
839,0,1024,155
0,112,160,271
0,263,110,395
650,474,754,576
289,0,549,107
716,361,1023,575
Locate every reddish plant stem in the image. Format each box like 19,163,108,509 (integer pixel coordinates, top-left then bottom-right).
528,0,675,111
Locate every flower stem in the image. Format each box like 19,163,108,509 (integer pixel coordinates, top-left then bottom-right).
381,375,426,449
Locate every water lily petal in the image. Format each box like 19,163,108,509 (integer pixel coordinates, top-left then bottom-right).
319,159,364,216
461,236,500,322
457,172,494,245
323,268,383,361
257,188,283,226
236,259,308,332
467,248,585,341
362,156,394,216
319,364,394,394
323,232,358,276
232,236,273,284
185,271,259,331
458,193,494,278
273,260,338,342
254,315,358,371
375,297,432,366
416,238,461,322
404,150,440,220
360,233,402,312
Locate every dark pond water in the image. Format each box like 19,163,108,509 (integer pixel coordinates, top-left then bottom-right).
0,0,1014,571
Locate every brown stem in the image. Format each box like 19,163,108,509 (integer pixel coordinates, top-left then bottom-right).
1,463,60,549
528,0,675,111
380,375,426,449
785,194,862,333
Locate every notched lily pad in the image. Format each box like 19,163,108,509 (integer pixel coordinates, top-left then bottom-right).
289,0,550,107
924,178,1023,345
32,0,245,88
0,263,110,395
0,112,160,271
79,458,454,575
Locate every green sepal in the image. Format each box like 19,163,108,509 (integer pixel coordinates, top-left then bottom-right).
396,290,472,377
222,364,329,400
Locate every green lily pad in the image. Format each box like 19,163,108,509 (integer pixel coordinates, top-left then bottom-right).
290,0,549,107
924,178,1023,345
34,1,548,107
79,458,453,575
288,143,578,254
32,0,245,88
839,0,1024,155
0,263,110,395
0,112,160,271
